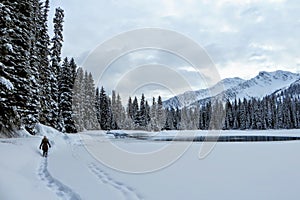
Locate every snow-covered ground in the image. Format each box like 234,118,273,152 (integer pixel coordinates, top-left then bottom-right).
1,125,300,200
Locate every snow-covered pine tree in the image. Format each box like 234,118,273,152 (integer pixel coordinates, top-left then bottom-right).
224,100,233,129
191,106,200,129
107,96,114,129
69,58,77,86
111,90,118,129
132,97,140,127
179,106,188,130
282,95,292,129
262,96,272,129
209,100,224,130
38,0,53,126
83,72,99,130
145,100,151,127
295,97,300,128
116,93,125,128
111,92,125,129
127,96,134,119
156,96,166,130
124,96,134,130
164,107,176,130
99,86,110,130
139,94,147,127
239,98,248,130
149,97,158,131
58,57,76,133
0,2,20,134
175,107,181,130
50,7,64,129
27,0,43,133
290,97,298,128
164,108,172,130
232,99,239,129
0,1,43,134
95,87,101,125
199,107,205,130
72,67,85,131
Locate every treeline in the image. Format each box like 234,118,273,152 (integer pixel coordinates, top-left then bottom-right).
93,91,166,132
221,93,300,130
163,93,300,130
82,90,300,131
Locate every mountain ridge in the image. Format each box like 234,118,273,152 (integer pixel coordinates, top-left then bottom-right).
164,70,300,108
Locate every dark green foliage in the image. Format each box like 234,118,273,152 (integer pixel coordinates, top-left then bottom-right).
49,7,64,129
58,57,76,133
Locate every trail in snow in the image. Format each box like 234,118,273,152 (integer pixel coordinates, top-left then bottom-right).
88,162,143,200
38,158,82,200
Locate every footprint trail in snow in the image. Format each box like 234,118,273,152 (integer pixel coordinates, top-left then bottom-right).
38,158,82,200
88,162,143,200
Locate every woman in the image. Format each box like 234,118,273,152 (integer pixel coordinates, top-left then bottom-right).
39,136,51,157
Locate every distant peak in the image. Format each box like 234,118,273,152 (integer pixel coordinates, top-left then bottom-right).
258,71,269,76
256,70,299,79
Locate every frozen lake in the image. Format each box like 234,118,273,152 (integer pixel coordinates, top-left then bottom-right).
1,126,300,200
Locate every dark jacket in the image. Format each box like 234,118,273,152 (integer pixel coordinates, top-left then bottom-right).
39,138,51,151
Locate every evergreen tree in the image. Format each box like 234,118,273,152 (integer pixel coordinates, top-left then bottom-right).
209,100,224,130
117,94,126,127
139,94,147,127
149,97,158,131
110,90,120,129
132,97,140,126
83,72,99,130
145,100,151,127
191,106,200,129
58,57,76,133
232,99,239,129
180,107,188,130
49,7,64,129
224,100,233,129
127,96,133,119
156,96,166,130
99,86,110,130
0,2,21,133
239,98,248,130
95,87,101,125
72,67,84,131
0,1,42,134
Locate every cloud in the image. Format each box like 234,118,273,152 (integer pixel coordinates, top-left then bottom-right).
49,0,300,99
178,66,198,73
248,53,267,62
249,42,284,51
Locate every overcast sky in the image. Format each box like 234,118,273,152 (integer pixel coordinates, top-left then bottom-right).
49,0,300,100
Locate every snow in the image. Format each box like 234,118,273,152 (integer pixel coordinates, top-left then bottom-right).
1,125,300,199
164,70,300,108
227,70,300,100
4,43,13,52
0,76,14,90
164,77,244,108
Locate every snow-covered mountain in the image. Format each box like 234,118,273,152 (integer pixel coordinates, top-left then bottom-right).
164,77,244,108
273,78,300,97
164,70,300,108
